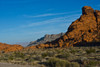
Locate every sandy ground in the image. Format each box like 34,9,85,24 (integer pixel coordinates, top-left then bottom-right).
0,63,35,67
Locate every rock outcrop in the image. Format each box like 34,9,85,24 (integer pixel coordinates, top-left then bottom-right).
0,43,23,53
28,33,64,46
33,6,100,48
0,6,100,52
95,10,100,41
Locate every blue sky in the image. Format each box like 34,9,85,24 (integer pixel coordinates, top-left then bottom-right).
0,0,100,45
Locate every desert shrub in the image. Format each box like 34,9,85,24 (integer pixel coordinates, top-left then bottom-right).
74,57,88,65
34,55,42,61
0,56,8,61
41,52,48,58
46,57,71,67
25,58,34,63
13,52,25,58
70,50,76,54
70,49,78,54
0,47,99,66
85,48,96,54
8,55,14,60
70,62,80,67
55,49,62,54
80,57,89,65
47,51,55,57
86,60,100,67
56,53,70,59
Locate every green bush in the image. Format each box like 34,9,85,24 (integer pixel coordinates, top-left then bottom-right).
70,49,77,54
0,56,8,61
87,60,100,66
41,52,48,58
47,58,71,67
34,55,42,61
8,56,14,60
86,48,96,54
80,57,88,65
25,58,34,63
56,53,70,59
55,49,62,54
70,62,80,67
0,47,99,66
47,51,55,57
13,52,25,58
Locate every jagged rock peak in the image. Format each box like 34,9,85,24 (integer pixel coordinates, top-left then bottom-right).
27,6,100,49
82,6,94,15
28,33,65,46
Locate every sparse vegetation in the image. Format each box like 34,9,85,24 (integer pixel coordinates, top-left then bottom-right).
56,52,70,59
46,57,71,67
0,47,99,67
85,48,96,54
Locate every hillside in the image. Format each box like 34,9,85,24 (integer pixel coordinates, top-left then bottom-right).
0,6,100,52
0,6,100,67
32,6,100,48
28,33,64,46
0,43,23,53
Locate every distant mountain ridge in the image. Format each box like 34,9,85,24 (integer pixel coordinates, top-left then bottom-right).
16,42,29,47
0,6,100,52
28,33,64,46
28,6,100,49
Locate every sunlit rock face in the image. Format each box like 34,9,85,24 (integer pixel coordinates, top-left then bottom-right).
95,10,100,41
34,6,100,48
0,6,100,52
0,43,23,53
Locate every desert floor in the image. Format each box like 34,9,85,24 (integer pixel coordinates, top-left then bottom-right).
0,63,35,67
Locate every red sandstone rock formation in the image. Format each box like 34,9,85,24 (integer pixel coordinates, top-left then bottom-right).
0,6,100,52
34,6,100,48
0,43,23,53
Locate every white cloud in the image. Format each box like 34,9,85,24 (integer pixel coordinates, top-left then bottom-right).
21,14,81,28
24,11,81,18
2,13,81,32
0,13,81,44
24,14,55,18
